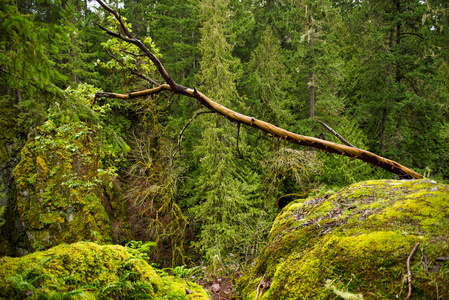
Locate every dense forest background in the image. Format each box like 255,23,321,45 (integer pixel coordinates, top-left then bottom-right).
1,0,449,268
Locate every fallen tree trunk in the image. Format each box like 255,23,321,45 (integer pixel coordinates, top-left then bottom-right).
94,0,423,180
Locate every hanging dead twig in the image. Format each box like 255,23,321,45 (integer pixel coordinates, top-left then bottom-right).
170,110,216,166
237,122,241,152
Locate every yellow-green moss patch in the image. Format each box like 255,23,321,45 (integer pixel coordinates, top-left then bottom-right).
0,241,210,299
237,179,449,299
13,120,114,252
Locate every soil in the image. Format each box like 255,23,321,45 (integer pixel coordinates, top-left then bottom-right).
199,274,240,300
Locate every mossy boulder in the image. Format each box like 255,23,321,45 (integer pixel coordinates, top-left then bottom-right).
237,179,449,299
0,241,210,299
12,119,113,254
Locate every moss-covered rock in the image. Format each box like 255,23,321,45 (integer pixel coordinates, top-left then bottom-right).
237,179,449,299
0,97,22,256
0,241,210,299
12,119,113,254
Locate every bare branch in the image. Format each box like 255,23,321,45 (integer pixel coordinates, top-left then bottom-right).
316,119,356,148
130,70,160,86
405,242,420,300
96,0,179,90
171,110,216,165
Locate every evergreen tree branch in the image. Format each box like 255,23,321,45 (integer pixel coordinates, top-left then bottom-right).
94,0,423,180
0,68,64,100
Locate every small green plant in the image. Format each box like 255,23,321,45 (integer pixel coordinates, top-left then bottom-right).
163,265,201,279
100,269,154,300
125,240,156,261
6,256,90,299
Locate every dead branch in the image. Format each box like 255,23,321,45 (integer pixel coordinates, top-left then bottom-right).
105,49,160,87
94,0,423,180
94,84,171,101
171,110,216,164
237,122,241,152
254,275,271,300
255,275,265,300
130,70,160,86
316,119,356,148
405,242,420,300
436,257,449,261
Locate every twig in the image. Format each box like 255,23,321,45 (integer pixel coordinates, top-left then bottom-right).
316,119,356,148
255,275,265,300
405,242,420,300
421,247,428,272
236,122,241,152
130,70,160,86
170,110,215,166
436,257,449,261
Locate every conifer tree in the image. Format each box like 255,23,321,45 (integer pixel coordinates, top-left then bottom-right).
288,0,345,129
190,0,270,262
243,26,293,128
339,0,449,178
124,0,201,86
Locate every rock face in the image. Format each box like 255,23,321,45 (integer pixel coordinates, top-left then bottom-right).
0,241,210,299
237,179,449,299
9,120,113,255
0,150,18,256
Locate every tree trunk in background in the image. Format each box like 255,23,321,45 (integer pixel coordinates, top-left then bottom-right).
381,28,395,153
308,13,314,120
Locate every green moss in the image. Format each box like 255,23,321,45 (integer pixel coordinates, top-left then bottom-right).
13,119,114,252
237,179,449,299
0,242,210,299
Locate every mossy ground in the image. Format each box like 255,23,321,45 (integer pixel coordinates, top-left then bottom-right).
236,179,449,299
0,241,210,299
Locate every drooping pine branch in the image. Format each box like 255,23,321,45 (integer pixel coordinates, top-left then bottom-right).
94,0,423,180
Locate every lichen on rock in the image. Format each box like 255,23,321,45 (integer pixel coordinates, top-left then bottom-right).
0,241,210,299
237,179,449,299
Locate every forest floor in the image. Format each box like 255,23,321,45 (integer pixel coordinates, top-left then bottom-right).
199,274,240,300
